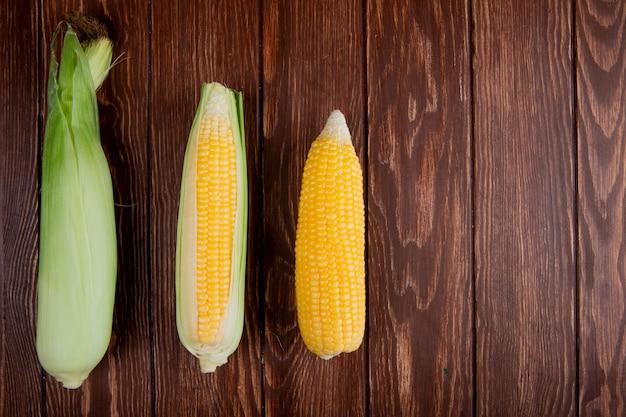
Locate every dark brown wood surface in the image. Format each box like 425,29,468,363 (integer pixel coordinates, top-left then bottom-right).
2,0,625,416
366,0,473,415
473,0,577,415
1,0,41,416
576,1,626,416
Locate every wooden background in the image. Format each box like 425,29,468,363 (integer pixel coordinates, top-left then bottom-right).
1,0,625,415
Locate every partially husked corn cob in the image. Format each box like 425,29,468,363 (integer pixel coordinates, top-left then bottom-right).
176,82,247,372
36,18,116,389
295,110,365,359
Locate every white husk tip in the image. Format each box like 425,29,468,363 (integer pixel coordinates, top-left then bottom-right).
323,110,351,144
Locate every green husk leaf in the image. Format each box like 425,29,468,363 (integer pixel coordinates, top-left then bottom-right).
36,21,116,389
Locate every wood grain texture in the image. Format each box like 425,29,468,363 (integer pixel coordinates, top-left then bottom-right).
262,1,366,415
39,1,152,415
0,0,42,416
150,0,262,415
366,0,473,415
473,1,577,416
4,0,626,415
576,1,626,416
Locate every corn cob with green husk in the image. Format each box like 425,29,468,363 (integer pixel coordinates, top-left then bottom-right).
176,82,248,372
295,110,366,359
36,15,116,389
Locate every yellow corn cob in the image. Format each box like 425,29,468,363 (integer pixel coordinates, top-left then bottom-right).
176,82,247,372
295,110,365,359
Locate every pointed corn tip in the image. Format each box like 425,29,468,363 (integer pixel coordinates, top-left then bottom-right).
204,82,231,117
322,110,351,144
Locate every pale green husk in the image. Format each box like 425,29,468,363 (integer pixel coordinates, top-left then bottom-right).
36,23,116,389
83,36,113,90
176,82,248,372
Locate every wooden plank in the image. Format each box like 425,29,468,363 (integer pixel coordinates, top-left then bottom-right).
38,2,152,416
262,1,367,415
150,0,262,415
366,0,473,415
576,1,626,415
0,0,42,416
473,1,576,415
